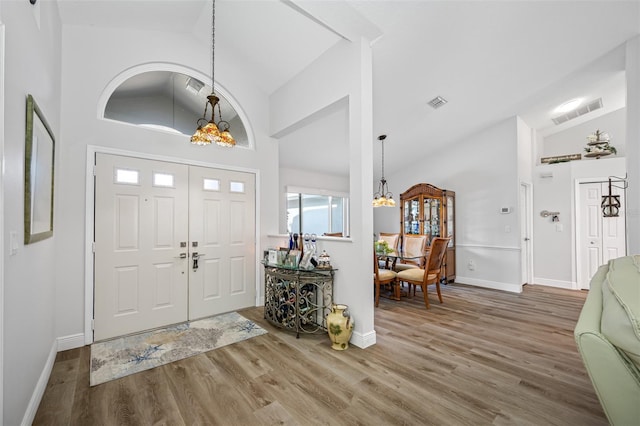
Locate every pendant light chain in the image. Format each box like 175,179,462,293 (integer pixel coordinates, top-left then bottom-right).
190,0,235,147
381,136,385,179
210,0,216,92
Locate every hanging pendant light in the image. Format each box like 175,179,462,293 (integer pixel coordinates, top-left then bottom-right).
190,0,235,147
373,134,396,207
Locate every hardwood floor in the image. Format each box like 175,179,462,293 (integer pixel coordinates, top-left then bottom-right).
34,283,607,425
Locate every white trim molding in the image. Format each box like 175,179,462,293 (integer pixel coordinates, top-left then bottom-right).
96,62,255,150
57,333,85,352
21,340,57,426
456,243,520,252
350,330,376,349
456,276,523,293
532,277,576,290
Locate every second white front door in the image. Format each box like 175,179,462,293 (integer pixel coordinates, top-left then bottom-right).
188,165,256,320
94,153,256,341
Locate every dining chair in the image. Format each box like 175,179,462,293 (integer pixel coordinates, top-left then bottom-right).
373,250,398,307
396,237,450,309
379,232,400,251
377,232,400,269
393,234,427,272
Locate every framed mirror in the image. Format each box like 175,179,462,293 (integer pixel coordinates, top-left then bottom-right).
24,94,55,244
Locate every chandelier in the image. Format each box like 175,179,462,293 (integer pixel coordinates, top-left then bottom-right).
372,135,396,207
190,0,235,147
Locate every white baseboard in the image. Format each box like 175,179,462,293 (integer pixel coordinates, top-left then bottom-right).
455,276,523,293
21,340,57,426
532,277,576,290
350,329,376,349
57,333,86,352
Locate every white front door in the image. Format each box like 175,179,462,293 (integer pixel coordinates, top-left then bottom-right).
94,153,189,340
578,181,626,289
188,166,256,319
94,154,256,340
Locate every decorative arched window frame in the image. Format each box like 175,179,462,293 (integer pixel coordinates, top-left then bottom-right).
96,62,255,150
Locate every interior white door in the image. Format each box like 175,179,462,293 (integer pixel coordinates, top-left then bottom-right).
188,166,256,320
520,183,532,285
601,182,626,262
94,154,189,341
578,181,626,289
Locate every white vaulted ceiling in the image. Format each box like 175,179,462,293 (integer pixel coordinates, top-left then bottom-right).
57,0,639,177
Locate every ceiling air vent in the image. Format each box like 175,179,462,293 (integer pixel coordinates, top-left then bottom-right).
185,77,205,94
428,96,448,109
552,98,603,125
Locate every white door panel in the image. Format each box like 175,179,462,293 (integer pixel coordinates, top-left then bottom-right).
578,181,626,289
95,154,189,341
188,166,255,320
95,154,256,339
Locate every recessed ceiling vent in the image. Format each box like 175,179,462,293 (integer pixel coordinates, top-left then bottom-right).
428,96,448,109
552,98,602,125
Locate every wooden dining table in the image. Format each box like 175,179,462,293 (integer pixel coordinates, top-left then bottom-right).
377,250,425,271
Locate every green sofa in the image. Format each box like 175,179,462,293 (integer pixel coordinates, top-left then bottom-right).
574,255,640,425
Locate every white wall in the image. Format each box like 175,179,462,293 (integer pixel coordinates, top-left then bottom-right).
55,24,279,345
269,38,376,348
375,117,522,293
0,16,5,426
626,35,640,254
542,107,626,159
533,108,628,288
0,1,62,424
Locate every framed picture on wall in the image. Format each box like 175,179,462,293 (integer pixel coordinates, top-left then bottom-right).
24,94,55,244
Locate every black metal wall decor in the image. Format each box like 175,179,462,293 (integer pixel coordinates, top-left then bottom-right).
601,177,627,218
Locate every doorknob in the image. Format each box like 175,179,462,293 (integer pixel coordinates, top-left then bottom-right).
524,237,530,241
192,252,205,270
175,253,187,259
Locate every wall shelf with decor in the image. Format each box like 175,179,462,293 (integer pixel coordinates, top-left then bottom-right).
584,129,616,159
400,183,455,282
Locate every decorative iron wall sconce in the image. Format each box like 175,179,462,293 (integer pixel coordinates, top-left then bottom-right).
601,176,628,218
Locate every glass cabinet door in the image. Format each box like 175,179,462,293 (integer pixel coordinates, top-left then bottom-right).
446,195,454,247
405,198,420,234
423,197,441,244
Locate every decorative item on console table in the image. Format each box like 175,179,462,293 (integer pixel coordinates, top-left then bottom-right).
317,250,332,269
327,304,354,350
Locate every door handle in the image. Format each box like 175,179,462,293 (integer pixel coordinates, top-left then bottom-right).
524,237,530,241
175,253,187,259
192,252,205,270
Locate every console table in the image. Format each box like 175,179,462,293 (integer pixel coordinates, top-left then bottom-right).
262,263,335,338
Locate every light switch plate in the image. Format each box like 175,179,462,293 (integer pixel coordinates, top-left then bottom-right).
9,231,18,255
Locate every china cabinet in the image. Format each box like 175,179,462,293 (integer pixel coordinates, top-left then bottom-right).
262,263,334,337
399,183,455,282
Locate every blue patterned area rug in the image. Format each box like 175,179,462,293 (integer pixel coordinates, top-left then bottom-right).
90,311,267,386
